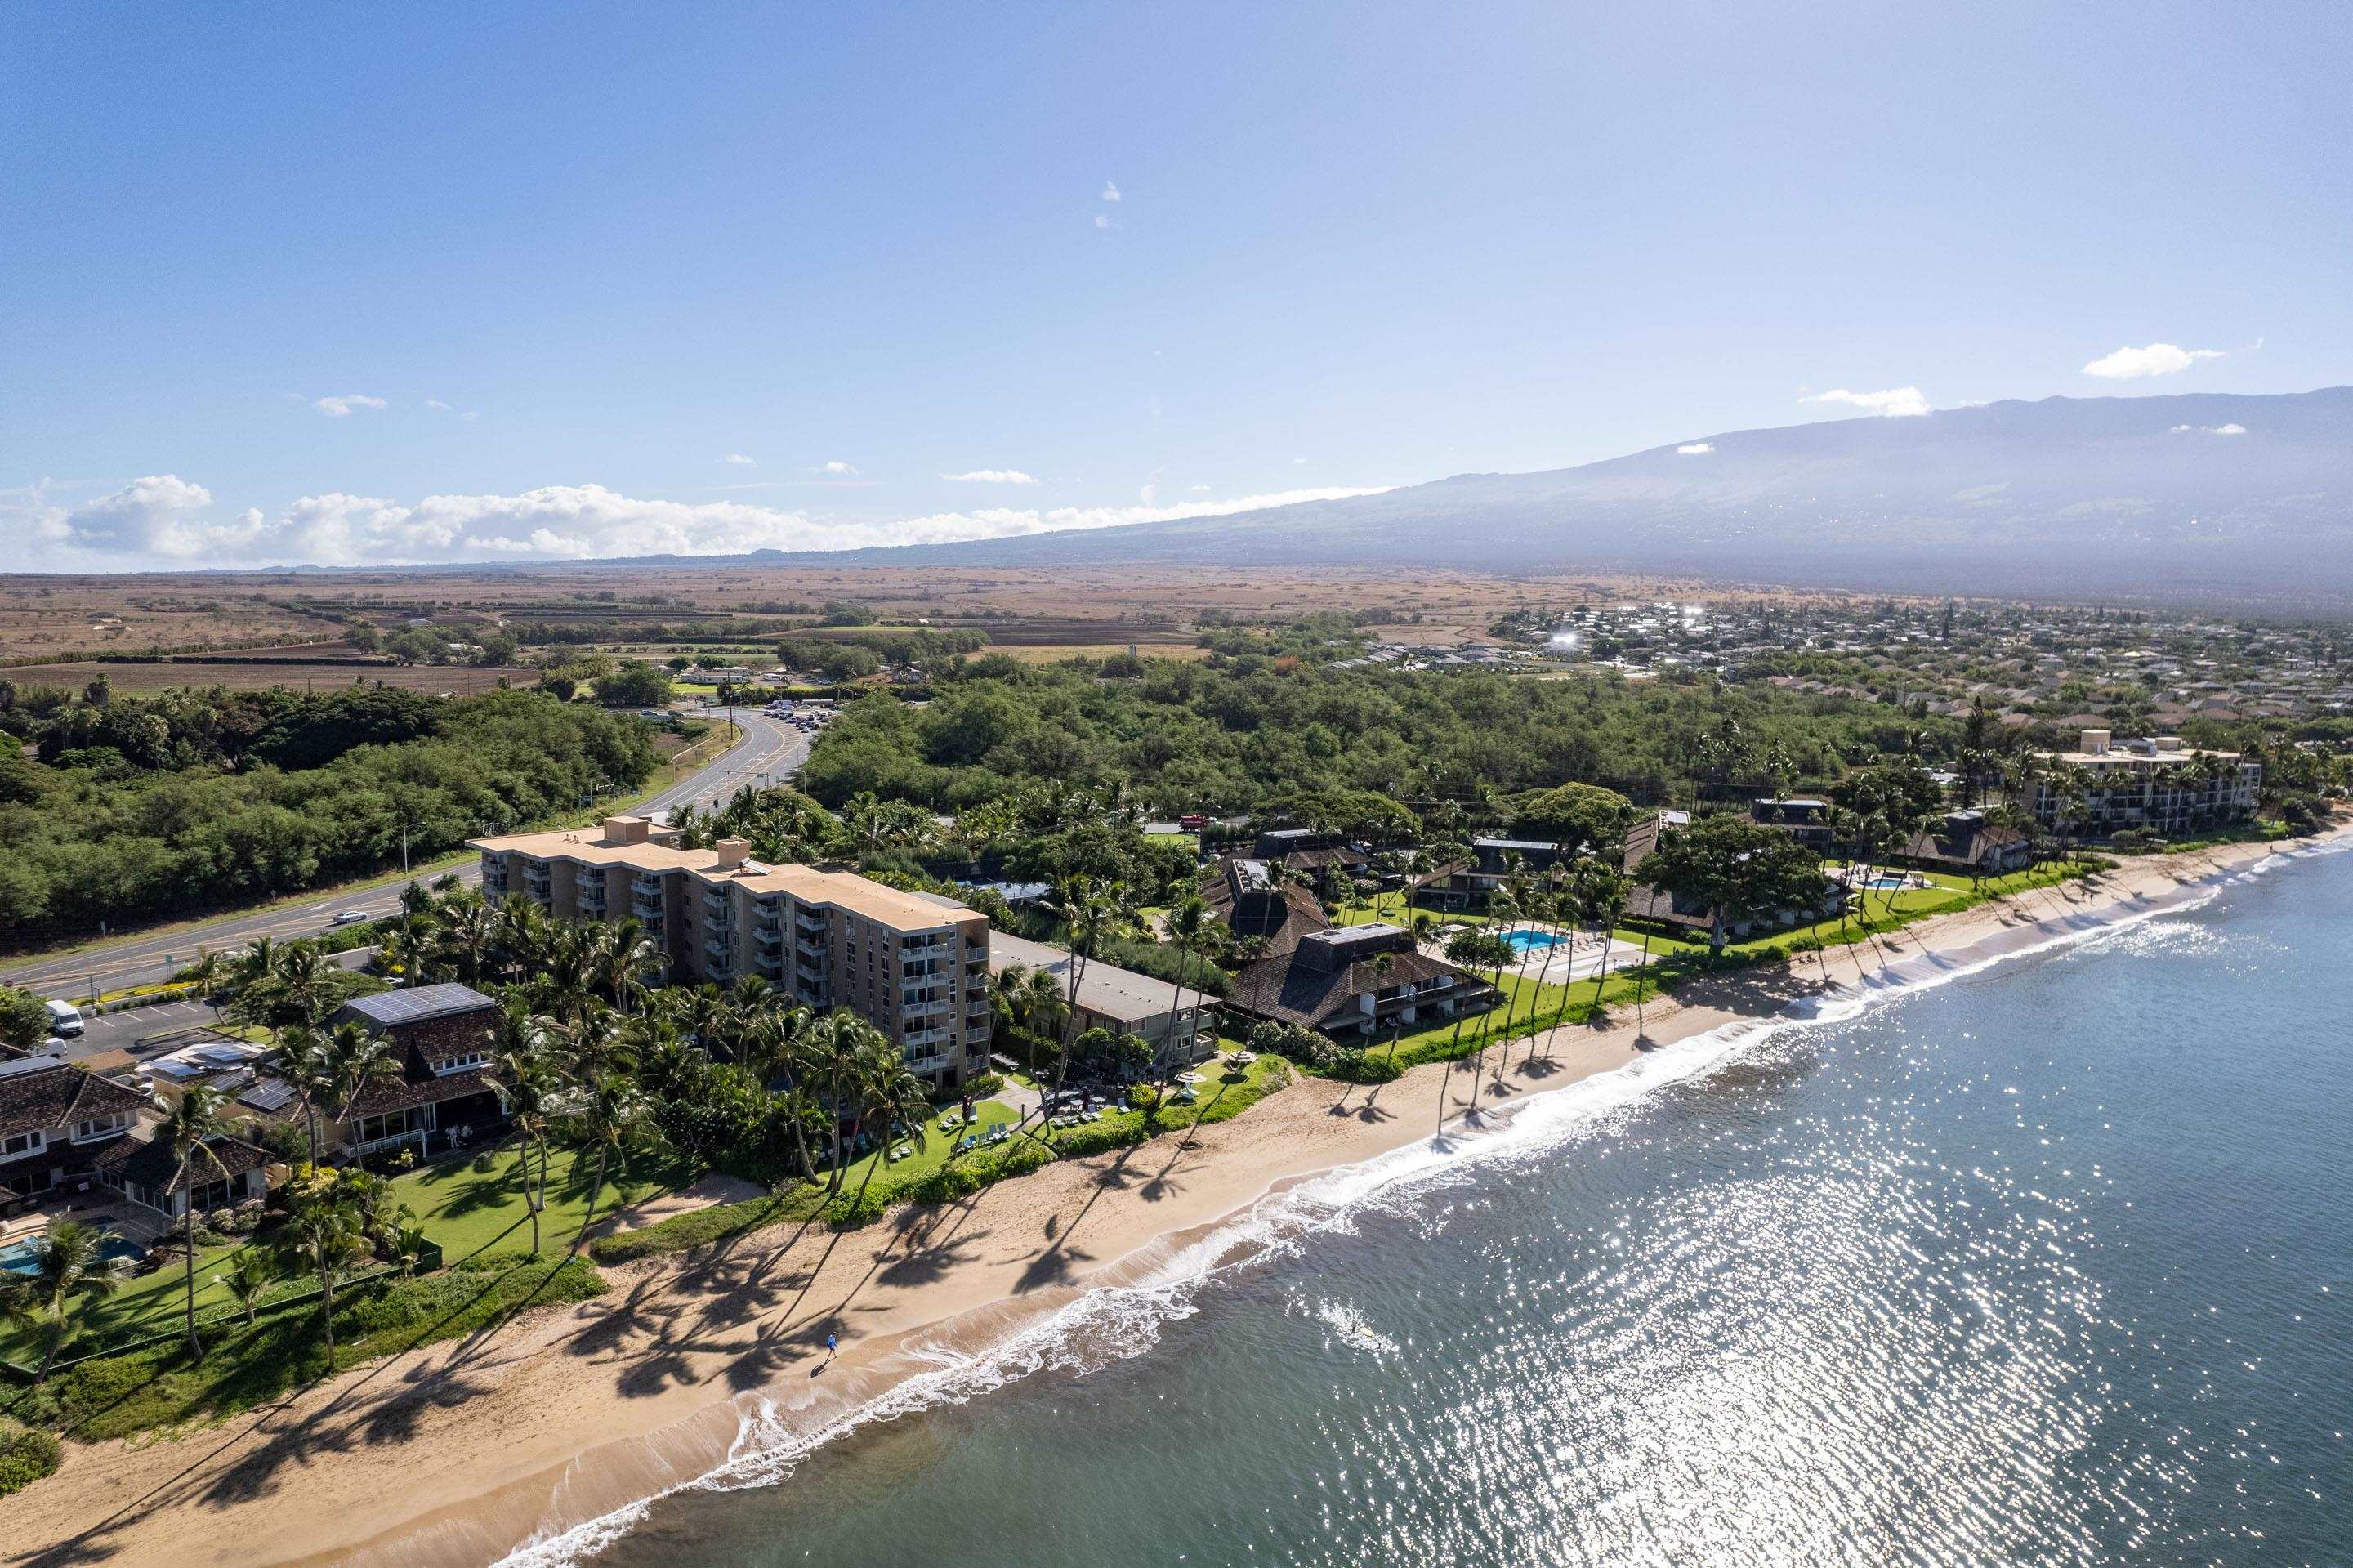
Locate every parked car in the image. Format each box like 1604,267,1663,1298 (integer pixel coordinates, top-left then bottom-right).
43,998,83,1038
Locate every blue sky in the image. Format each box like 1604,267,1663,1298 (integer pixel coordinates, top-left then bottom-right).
5,0,2348,569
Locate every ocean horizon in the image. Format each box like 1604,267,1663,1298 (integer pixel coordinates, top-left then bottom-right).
524,838,2351,1566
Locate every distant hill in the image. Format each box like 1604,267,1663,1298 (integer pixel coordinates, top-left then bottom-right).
761,387,2353,607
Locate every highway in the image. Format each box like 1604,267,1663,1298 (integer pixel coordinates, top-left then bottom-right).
3,708,810,1001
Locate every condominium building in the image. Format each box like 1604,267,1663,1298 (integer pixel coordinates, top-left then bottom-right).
469,817,993,1085
2030,729,2261,836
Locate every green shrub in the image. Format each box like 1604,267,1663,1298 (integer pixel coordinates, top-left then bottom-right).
1326,1048,1402,1084
958,1071,1005,1100
587,1191,801,1263
823,1189,886,1228
1048,1114,1148,1160
0,1423,62,1497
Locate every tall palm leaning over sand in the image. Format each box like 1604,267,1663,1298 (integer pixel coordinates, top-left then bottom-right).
158,1083,234,1359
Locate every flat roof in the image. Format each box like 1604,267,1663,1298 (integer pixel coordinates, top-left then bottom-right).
989,931,1194,1024
471,830,980,931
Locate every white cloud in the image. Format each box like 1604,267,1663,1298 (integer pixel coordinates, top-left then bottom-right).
1094,213,1114,230
2171,422,2247,436
2212,422,2247,436
424,399,452,411
817,460,859,476
1676,442,1715,455
940,469,1038,485
51,475,272,559
2082,342,2226,380
1802,386,1931,418
1188,483,1211,493
1100,181,1122,202
312,393,388,418
722,453,757,466
34,481,1395,569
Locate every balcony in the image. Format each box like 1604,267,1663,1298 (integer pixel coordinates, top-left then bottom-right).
901,998,949,1020
797,938,828,963
902,1025,950,1049
632,896,666,918
901,959,944,981
795,914,829,938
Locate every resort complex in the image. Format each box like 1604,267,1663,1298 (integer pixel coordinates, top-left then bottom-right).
2030,729,2262,837
471,817,994,1088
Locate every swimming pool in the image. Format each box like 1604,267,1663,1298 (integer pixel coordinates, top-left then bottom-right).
1863,875,1914,890
0,1232,145,1275
1503,930,1563,954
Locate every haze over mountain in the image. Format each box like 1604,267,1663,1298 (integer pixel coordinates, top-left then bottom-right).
758,387,2353,607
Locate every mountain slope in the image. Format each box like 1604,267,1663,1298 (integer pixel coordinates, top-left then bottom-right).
778,387,2353,605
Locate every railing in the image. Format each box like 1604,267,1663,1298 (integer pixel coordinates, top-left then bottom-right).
797,938,828,961
902,1026,950,1049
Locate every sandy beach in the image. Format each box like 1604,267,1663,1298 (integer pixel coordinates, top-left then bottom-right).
7,831,2335,1568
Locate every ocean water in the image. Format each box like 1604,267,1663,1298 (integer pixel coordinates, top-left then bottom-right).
570,843,2351,1566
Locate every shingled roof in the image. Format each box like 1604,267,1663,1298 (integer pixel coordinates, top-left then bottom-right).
91,1130,271,1191
0,1056,150,1137
1226,948,1490,1033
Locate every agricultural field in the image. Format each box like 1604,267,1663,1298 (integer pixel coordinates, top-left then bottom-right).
2,659,539,696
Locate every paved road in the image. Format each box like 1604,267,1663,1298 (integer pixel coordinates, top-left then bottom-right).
4,708,810,1001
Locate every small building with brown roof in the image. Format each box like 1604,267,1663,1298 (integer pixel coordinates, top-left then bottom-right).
0,1054,149,1203
1225,924,1496,1042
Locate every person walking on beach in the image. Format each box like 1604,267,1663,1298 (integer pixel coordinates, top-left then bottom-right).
826,1331,838,1361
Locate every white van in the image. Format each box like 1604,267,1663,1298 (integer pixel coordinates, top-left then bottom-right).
44,998,84,1038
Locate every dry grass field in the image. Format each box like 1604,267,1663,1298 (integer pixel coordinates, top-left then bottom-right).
0,561,1870,670
3,659,540,696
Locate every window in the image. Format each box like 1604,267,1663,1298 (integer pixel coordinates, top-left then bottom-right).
2,1130,46,1159
189,1175,244,1212
434,1052,488,1075
354,1108,428,1145
71,1113,131,1141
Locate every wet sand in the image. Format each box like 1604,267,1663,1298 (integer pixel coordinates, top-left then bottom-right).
7,833,2330,1568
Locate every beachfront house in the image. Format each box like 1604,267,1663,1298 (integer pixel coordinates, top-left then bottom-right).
1201,856,1330,958
1895,809,2033,875
0,1054,148,1205
1748,797,1838,848
94,1130,274,1222
1621,810,1846,940
1224,923,1496,1042
304,984,511,1161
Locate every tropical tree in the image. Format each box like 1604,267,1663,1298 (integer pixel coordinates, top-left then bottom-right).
1632,815,1826,956
552,1073,654,1250
157,1083,235,1358
275,1166,373,1365
1,1221,127,1382
489,1012,561,1253
212,1247,275,1327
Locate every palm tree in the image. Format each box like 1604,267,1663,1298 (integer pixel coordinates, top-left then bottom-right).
1042,875,1121,1121
157,1083,235,1359
276,1168,371,1365
841,1037,929,1207
185,950,229,1021
746,1004,821,1189
489,1016,560,1254
1157,896,1209,1077
1581,866,1630,1020
324,1021,400,1150
213,1248,273,1327
1,1221,127,1382
808,1009,886,1194
554,1074,653,1251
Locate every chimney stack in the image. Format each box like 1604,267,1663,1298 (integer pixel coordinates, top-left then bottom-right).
714,837,752,870
602,815,649,845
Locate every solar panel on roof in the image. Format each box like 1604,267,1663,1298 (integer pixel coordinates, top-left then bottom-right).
239,1079,298,1112
0,1054,65,1080
341,983,494,1027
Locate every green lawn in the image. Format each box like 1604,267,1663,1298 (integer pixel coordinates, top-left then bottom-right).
819,1098,1021,1195
6,1254,605,1443
395,1142,699,1262
0,1143,690,1366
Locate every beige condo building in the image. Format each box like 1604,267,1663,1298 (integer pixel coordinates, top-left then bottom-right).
469,817,993,1085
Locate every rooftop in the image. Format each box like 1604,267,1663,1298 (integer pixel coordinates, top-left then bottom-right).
336,983,498,1030
988,931,1195,1025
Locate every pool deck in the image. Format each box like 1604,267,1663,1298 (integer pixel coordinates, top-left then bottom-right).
1449,924,1653,988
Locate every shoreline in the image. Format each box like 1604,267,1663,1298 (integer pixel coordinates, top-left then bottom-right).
10,828,2342,1568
